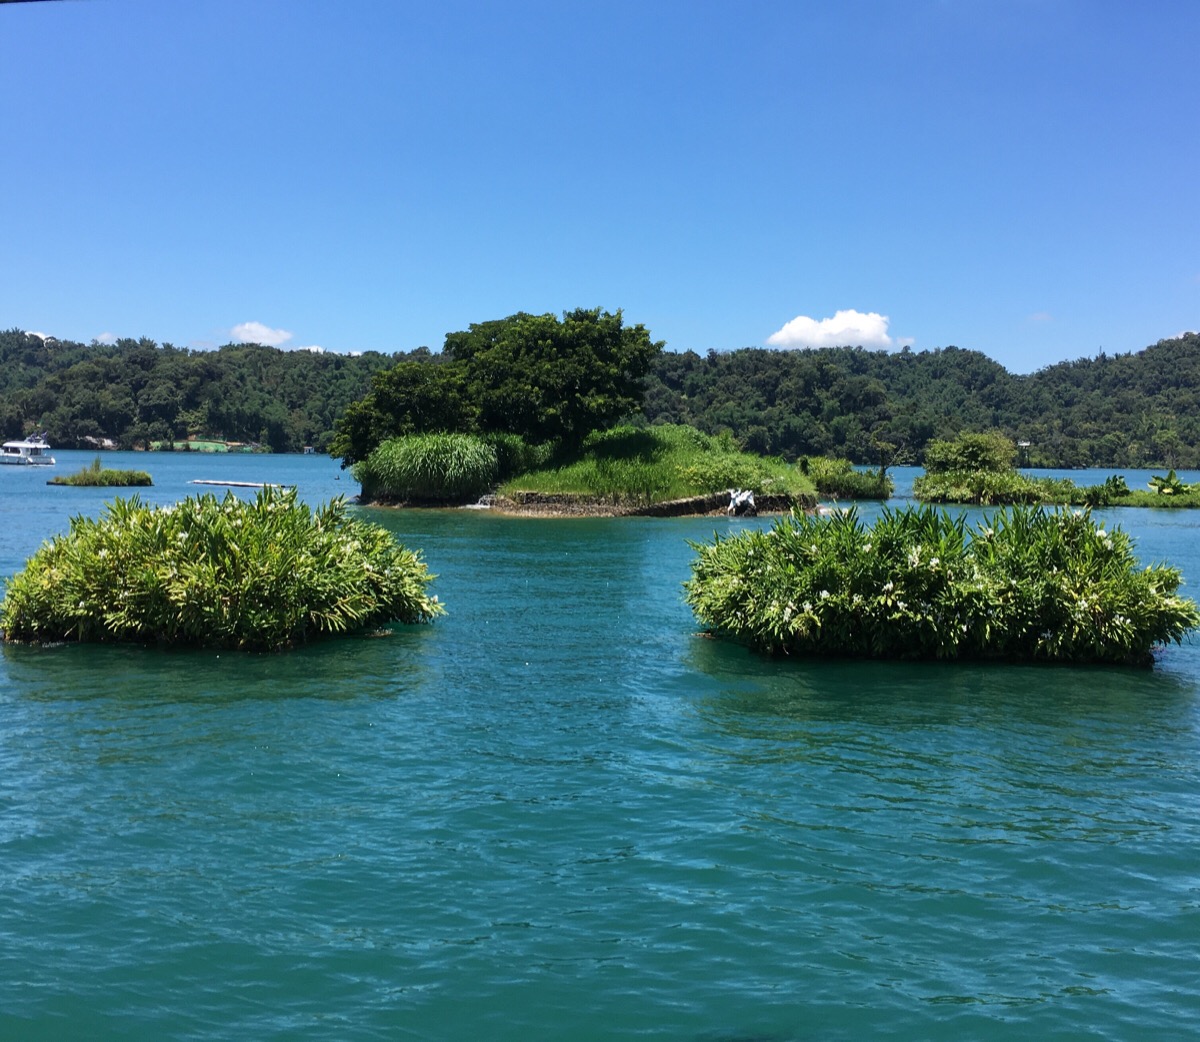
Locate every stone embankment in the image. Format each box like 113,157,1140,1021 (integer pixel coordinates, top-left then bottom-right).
490,491,810,517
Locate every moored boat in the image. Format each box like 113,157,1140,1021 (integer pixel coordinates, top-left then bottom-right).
0,435,56,466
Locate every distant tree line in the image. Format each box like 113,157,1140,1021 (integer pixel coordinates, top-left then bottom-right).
0,330,405,452
6,322,1200,468
640,334,1200,469
331,308,663,465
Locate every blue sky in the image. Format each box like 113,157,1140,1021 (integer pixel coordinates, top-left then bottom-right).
3,0,1197,372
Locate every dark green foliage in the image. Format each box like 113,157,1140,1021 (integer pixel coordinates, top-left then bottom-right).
48,456,152,487
685,505,1200,666
354,433,500,503
0,487,443,650
331,308,663,465
639,333,1200,468
0,329,403,453
330,359,474,466
447,308,663,446
800,456,892,499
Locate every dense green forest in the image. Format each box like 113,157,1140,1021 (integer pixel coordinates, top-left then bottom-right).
0,330,406,452
641,333,1200,468
4,324,1200,467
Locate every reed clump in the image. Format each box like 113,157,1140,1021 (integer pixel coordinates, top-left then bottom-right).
0,486,443,650
354,432,511,503
685,505,1199,666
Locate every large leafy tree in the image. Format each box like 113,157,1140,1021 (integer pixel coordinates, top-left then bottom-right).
332,308,664,464
446,308,663,446
330,360,474,466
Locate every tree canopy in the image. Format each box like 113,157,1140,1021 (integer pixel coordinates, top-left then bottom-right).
331,308,663,465
7,323,1200,469
638,334,1200,469
0,330,404,453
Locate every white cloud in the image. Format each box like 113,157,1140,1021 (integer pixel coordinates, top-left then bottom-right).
231,321,293,347
295,344,325,353
28,330,50,340
766,309,912,351
95,332,118,344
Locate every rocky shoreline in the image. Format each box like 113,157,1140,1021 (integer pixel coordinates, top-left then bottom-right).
360,490,814,517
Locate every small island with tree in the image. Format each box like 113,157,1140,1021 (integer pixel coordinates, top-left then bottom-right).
47,456,153,488
334,307,832,514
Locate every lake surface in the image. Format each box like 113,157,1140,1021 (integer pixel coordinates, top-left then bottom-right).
3,453,1200,1041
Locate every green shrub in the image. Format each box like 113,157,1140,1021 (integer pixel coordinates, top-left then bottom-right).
354,433,499,503
1,487,443,650
923,431,1016,474
685,505,1199,666
801,456,893,499
913,469,1076,505
48,456,152,487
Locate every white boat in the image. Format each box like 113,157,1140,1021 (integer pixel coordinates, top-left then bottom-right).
0,435,56,466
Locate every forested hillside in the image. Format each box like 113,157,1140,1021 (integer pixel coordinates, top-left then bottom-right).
0,330,407,452
641,333,1200,468
4,327,1200,466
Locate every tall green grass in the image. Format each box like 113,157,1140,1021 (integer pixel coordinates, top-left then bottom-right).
800,456,892,499
686,505,1199,665
1,487,443,650
501,424,815,505
354,433,501,503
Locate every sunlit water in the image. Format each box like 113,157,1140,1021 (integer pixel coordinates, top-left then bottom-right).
3,454,1200,1040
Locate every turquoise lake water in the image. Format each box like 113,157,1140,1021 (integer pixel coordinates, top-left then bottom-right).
3,454,1200,1040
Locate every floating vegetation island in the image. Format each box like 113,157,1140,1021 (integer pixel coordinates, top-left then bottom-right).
686,505,1200,666
1,487,442,650
47,456,153,487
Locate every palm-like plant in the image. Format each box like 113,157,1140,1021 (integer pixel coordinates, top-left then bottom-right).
1,487,443,650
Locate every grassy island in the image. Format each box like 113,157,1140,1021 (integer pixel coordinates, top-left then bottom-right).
354,425,819,514
686,505,1199,666
496,425,815,513
1,487,442,650
913,432,1200,508
48,457,153,487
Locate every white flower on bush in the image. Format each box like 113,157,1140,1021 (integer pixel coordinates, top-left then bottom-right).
882,581,894,593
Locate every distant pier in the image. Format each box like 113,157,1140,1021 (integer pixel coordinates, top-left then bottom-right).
189,480,292,488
